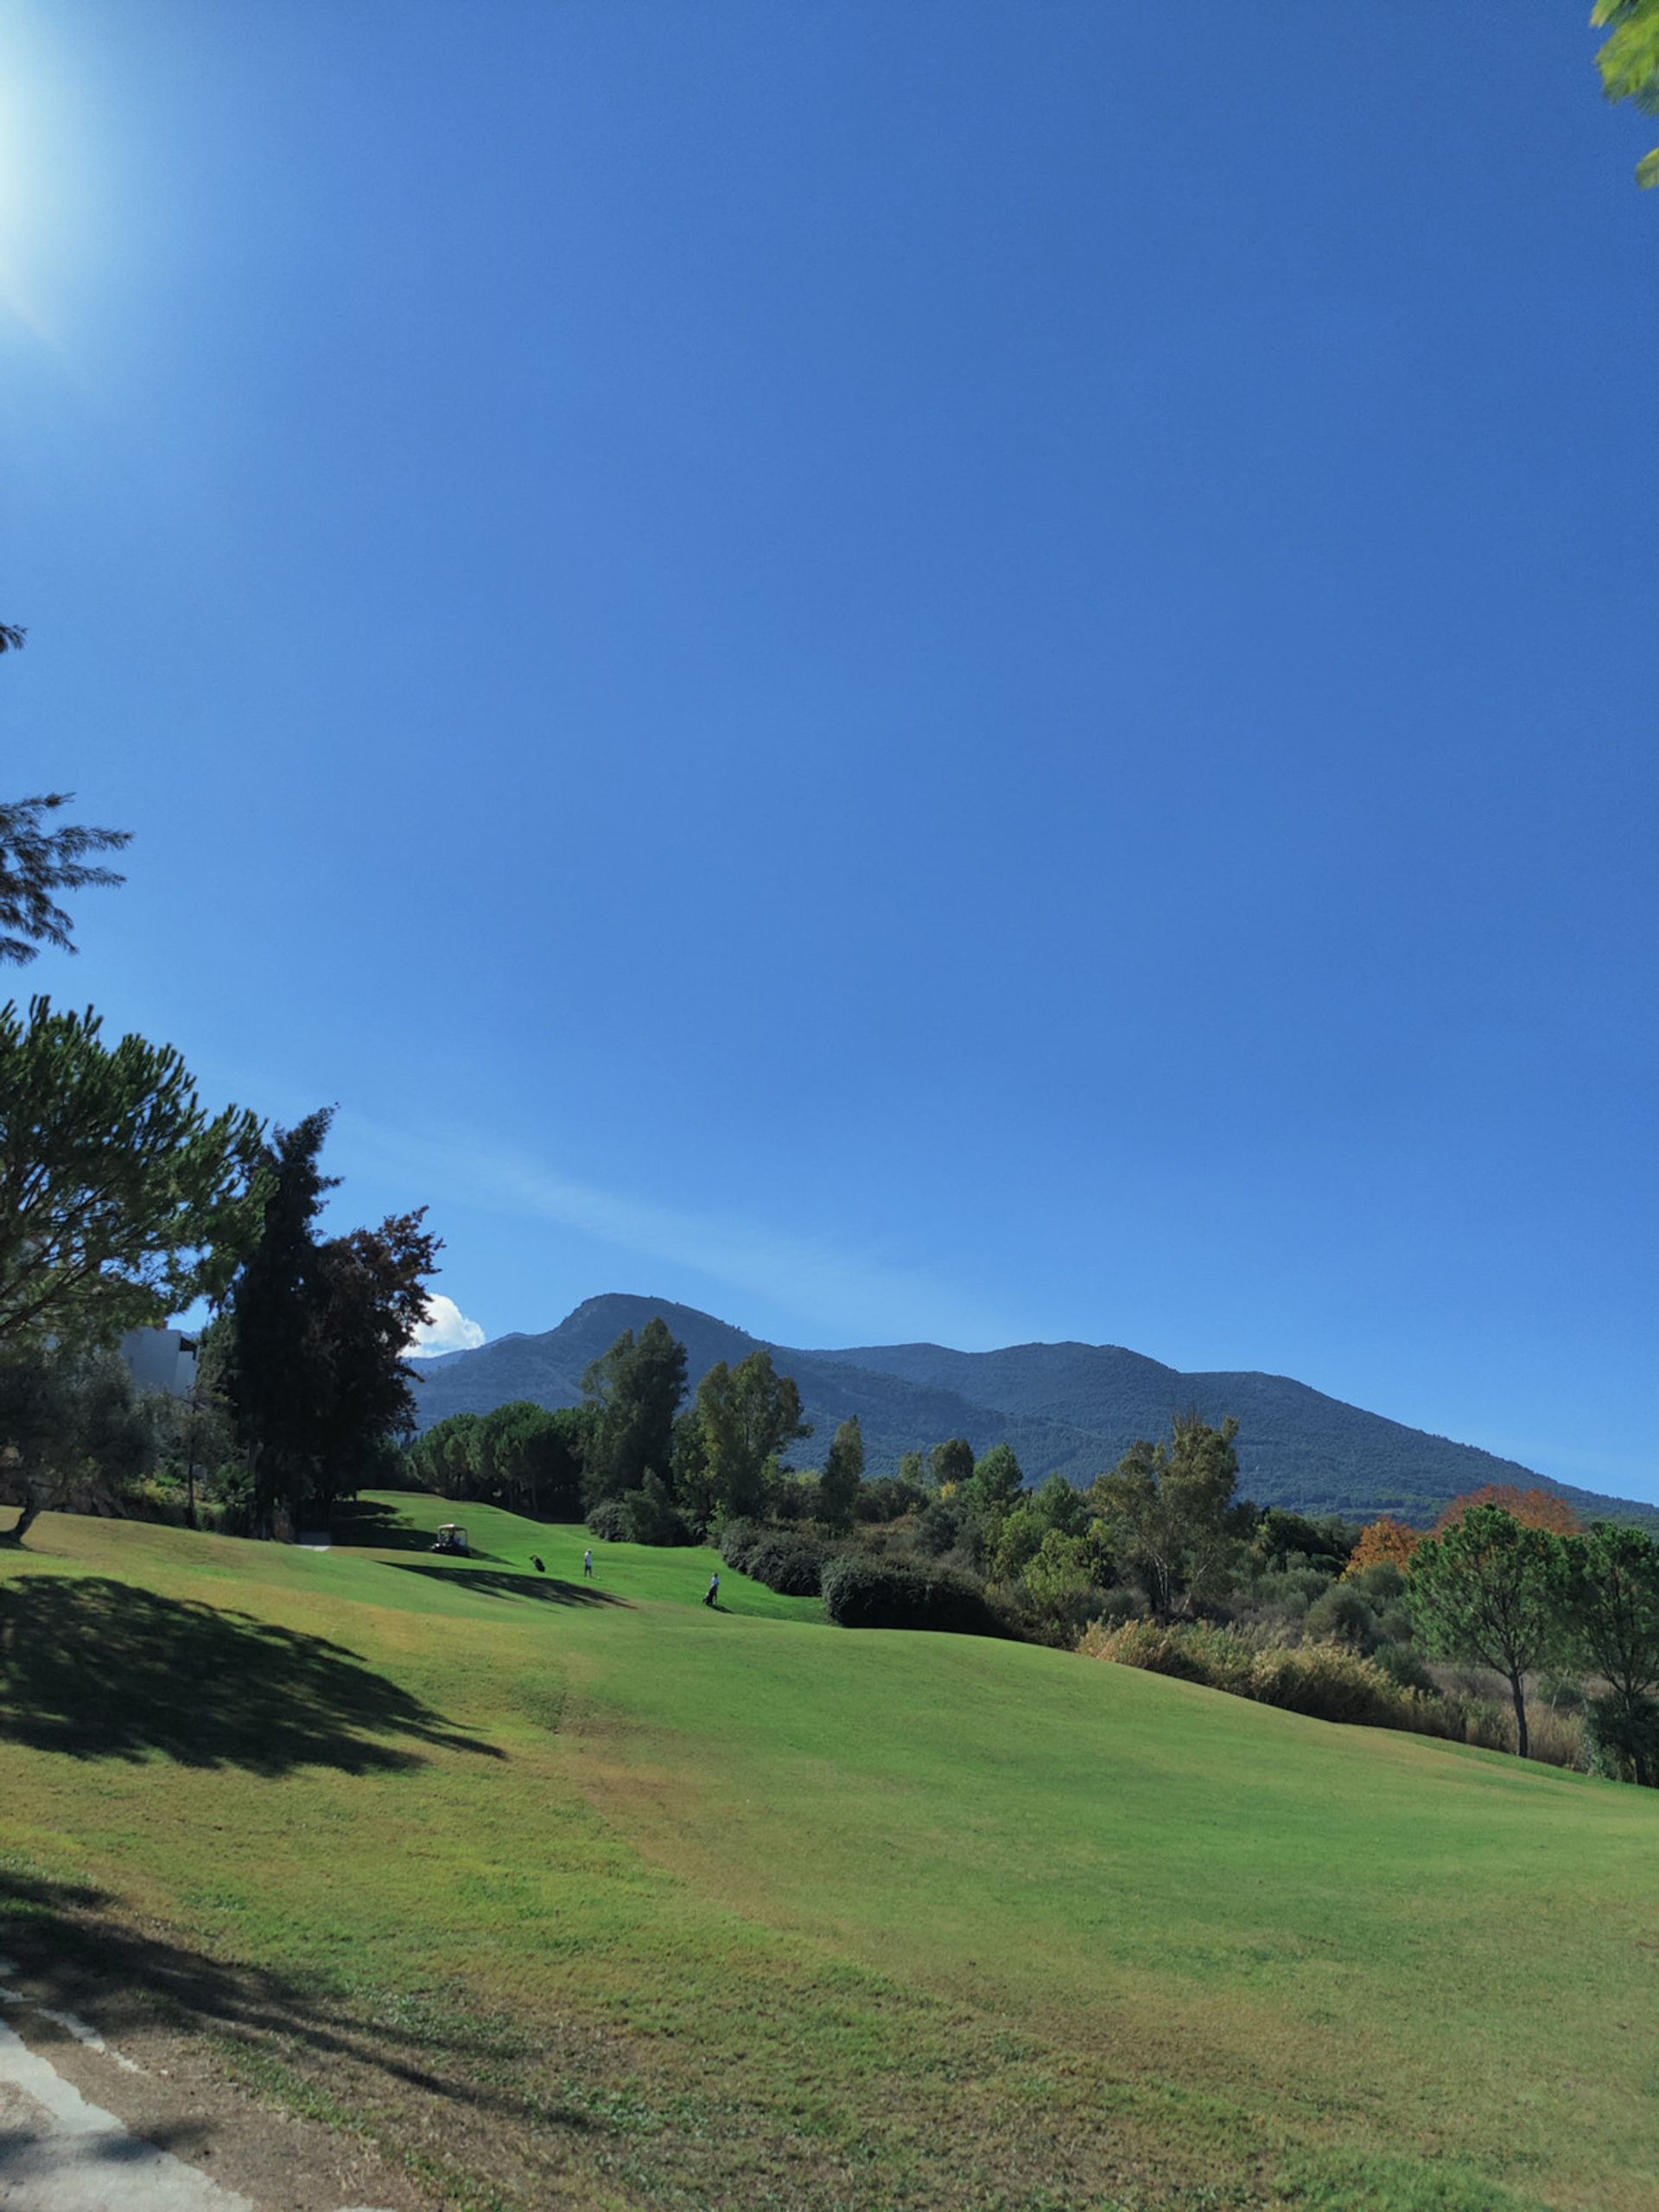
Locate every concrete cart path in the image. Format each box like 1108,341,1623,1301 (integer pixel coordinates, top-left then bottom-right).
0,1977,398,2212
0,2017,254,2212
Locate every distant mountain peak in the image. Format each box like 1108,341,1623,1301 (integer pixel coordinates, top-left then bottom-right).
404,1292,1658,1532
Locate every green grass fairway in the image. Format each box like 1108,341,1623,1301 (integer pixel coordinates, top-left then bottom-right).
3,1491,1656,2212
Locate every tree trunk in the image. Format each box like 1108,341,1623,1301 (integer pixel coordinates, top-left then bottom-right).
9,1486,41,1544
1508,1669,1530,1760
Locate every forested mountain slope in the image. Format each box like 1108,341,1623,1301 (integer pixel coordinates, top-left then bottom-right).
410,1293,1659,1529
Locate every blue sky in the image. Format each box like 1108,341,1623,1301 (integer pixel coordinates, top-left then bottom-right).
3,4,1655,1499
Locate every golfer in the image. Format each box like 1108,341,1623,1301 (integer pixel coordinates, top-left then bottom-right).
583,1548,594,1580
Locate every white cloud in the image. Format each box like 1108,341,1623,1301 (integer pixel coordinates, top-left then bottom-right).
407,1294,486,1359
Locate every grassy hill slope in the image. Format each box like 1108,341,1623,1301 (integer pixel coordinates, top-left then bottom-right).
3,1494,1656,2211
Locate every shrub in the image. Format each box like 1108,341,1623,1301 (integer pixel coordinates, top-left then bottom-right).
1372,1641,1436,1695
1247,1642,1412,1728
855,1475,927,1523
586,1497,631,1542
744,1532,828,1597
1348,1561,1407,1605
913,1500,969,1559
1584,1693,1659,1784
620,1478,695,1547
1088,1585,1147,1630
1437,1691,1511,1751
715,1517,764,1572
1525,1702,1589,1774
1078,1618,1254,1693
1303,1586,1380,1653
1538,1669,1587,1714
820,1554,1007,1637
1080,1620,1460,1740
117,1479,247,1538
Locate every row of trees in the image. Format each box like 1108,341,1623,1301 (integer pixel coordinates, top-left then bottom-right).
406,1401,594,1522
409,1319,817,1538
400,1299,1659,1789
1,626,443,1540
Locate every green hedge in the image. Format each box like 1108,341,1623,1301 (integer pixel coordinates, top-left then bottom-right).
820,1554,1006,1636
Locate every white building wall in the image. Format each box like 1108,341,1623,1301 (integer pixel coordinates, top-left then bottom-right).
119,1326,200,1398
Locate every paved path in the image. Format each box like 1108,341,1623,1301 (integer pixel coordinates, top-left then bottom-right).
0,2018,252,2211
0,1967,396,2212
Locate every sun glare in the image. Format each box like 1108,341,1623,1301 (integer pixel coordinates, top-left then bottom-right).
0,9,105,352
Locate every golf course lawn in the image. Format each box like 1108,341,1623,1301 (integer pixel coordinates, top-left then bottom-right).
2,1489,1655,2211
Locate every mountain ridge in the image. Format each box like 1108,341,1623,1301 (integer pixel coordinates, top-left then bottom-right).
406,1292,1659,1530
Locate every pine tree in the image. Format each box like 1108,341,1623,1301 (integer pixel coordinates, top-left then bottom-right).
820,1415,865,1531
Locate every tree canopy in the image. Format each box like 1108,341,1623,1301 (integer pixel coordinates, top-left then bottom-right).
580,1318,688,1505
819,1414,865,1531
687,1347,809,1522
928,1437,976,1493
1408,1504,1567,1759
0,795,130,968
1565,1522,1659,1783
0,997,264,1356
0,1344,156,1543
1434,1484,1579,1536
1593,0,1659,188
1091,1412,1249,1623
216,1109,441,1533
0,634,130,963
409,1400,593,1522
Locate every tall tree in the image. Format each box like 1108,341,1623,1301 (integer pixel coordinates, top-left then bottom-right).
580,1318,688,1505
960,1442,1026,1523
218,1109,440,1533
0,998,264,1356
819,1415,865,1532
313,1211,442,1513
215,1111,337,1533
690,1348,809,1522
1564,1522,1659,1785
1091,1412,1249,1623
1593,0,1659,188
928,1437,976,1493
1408,1504,1567,1760
1344,1516,1423,1579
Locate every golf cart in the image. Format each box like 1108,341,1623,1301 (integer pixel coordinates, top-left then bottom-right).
432,1523,470,1556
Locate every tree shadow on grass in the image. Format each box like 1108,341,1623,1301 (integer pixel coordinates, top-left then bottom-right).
329,1497,505,1560
0,1576,503,1773
385,1563,626,1608
0,1868,605,2138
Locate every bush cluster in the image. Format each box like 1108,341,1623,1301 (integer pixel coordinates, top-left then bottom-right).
111,1478,247,1538
819,1554,1003,1637
715,1518,830,1595
1078,1618,1470,1739
747,1532,830,1596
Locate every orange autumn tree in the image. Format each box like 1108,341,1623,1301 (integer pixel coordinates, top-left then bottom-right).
1434,1485,1580,1537
1344,1516,1422,1578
